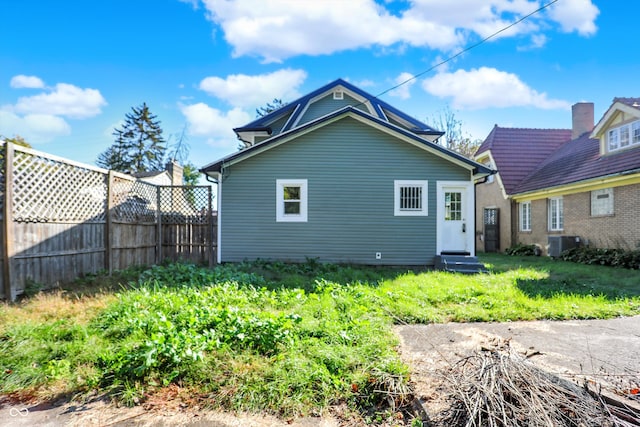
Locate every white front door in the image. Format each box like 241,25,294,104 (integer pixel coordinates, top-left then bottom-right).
436,181,474,255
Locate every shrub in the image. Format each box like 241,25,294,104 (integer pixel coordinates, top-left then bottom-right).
560,247,640,269
505,244,540,256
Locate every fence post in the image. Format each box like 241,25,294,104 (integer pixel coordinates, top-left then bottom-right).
156,186,162,264
3,142,15,301
105,171,114,274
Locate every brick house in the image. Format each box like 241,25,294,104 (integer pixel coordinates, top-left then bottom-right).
475,98,640,254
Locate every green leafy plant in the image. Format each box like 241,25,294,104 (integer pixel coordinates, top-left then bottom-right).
505,244,540,256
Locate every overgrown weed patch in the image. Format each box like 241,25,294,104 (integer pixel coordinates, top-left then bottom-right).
1,256,639,420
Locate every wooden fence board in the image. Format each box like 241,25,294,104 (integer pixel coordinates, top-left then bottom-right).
0,142,216,300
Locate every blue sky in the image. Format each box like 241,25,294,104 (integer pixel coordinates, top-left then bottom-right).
0,0,632,173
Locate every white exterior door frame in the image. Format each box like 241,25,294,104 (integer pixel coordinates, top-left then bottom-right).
436,180,475,256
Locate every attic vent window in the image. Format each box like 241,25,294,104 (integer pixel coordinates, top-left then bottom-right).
333,90,344,100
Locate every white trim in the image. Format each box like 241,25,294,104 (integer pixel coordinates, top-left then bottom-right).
606,119,640,153
292,86,376,129
394,180,428,216
436,181,475,256
218,110,483,178
548,196,564,231
519,201,531,231
276,179,308,222
591,102,640,139
217,175,222,264
281,103,301,132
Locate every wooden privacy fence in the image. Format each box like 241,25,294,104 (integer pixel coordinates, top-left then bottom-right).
1,142,216,301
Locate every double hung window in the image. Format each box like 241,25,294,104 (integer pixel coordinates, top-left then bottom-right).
276,179,307,222
548,197,563,231
519,201,531,231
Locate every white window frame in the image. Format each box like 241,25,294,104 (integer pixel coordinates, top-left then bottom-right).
608,120,640,152
591,188,614,216
548,197,563,231
519,201,531,231
333,89,344,100
633,121,640,144
394,180,428,216
608,128,619,151
276,179,308,222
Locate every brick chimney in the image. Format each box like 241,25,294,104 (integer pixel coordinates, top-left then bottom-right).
572,102,594,139
166,161,183,186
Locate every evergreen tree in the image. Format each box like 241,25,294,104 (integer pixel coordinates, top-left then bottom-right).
97,103,166,173
256,98,286,118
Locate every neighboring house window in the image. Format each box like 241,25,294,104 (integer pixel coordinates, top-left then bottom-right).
276,179,307,222
394,180,428,216
591,188,614,216
608,129,619,151
633,122,640,144
548,197,563,231
608,120,640,152
519,201,531,231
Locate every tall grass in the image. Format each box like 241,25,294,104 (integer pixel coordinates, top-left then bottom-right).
1,255,639,418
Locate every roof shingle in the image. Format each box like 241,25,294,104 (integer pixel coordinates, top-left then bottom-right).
476,126,572,194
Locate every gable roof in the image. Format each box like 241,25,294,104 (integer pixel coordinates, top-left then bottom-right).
233,78,443,141
475,125,572,194
591,97,640,139
201,105,493,178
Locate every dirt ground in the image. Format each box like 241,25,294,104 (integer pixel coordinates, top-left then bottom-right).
3,316,639,426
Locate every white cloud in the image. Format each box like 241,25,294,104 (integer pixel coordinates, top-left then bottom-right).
388,72,416,100
548,0,599,36
201,0,462,62
10,75,45,89
199,0,598,62
14,83,107,119
180,102,251,148
199,69,307,108
422,67,570,110
0,110,71,143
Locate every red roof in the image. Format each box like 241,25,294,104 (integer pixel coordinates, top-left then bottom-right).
514,132,640,194
476,126,572,194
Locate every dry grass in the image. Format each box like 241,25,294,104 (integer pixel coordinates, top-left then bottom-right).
0,291,116,333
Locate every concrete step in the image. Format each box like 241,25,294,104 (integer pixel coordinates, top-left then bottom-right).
434,255,488,274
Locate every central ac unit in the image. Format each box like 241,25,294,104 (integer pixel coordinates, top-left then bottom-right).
548,235,581,257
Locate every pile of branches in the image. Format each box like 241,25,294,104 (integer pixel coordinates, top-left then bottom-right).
436,345,631,426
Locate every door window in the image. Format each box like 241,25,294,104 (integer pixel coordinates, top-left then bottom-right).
445,192,462,221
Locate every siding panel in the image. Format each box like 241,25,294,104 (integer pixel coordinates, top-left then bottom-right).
221,117,469,265
297,94,369,126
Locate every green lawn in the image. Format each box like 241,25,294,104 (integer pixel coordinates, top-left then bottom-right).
1,254,638,422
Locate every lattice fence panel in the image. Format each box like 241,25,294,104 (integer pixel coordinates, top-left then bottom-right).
111,176,158,223
12,150,107,223
158,186,211,224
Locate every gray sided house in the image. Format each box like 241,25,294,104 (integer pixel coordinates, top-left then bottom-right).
201,79,493,265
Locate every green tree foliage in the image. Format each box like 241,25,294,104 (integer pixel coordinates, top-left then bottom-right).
97,103,166,173
182,163,200,186
0,135,33,169
256,98,287,118
427,106,481,159
2,135,32,149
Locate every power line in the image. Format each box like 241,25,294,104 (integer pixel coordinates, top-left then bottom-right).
375,0,560,99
